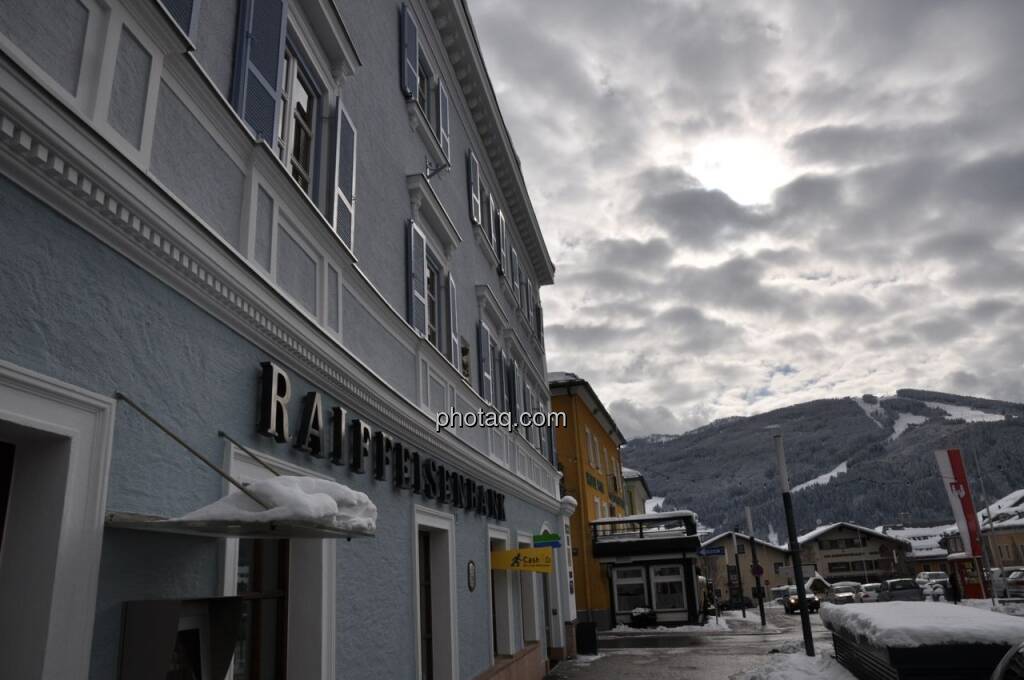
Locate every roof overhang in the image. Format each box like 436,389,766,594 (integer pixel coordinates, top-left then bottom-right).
106,511,374,540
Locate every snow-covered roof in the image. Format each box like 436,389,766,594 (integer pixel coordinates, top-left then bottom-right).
799,522,910,547
876,524,955,558
979,489,1024,531
621,466,641,479
547,371,579,382
820,602,1024,648
702,531,788,553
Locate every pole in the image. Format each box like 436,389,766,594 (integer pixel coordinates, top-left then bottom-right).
733,530,747,618
968,447,999,605
774,432,815,657
746,507,767,626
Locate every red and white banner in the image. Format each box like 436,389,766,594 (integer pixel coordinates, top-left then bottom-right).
934,448,983,557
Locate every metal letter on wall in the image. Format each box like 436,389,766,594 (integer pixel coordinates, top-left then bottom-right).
258,362,291,442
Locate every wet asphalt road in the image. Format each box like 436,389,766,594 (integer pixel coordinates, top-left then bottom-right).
545,607,833,680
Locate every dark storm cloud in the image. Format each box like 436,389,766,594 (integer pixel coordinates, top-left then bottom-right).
471,0,1024,435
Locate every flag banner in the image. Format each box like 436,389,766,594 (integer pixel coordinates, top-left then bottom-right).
934,448,983,557
490,547,553,573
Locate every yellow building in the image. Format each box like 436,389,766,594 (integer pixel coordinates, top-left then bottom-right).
549,373,627,629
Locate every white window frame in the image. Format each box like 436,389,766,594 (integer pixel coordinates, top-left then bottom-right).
0,361,116,680
651,565,687,612
612,567,648,614
220,444,337,680
488,525,515,660
413,505,459,680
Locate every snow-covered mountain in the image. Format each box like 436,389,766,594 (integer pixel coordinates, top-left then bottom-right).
621,389,1024,537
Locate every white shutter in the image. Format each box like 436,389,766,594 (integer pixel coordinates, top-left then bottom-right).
478,324,492,402
467,151,481,224
407,221,427,335
487,194,497,246
447,273,458,366
437,79,451,158
329,96,357,248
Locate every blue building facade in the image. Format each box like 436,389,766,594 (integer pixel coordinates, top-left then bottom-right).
0,1,574,678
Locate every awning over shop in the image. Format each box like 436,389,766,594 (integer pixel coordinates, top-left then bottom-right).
105,511,374,540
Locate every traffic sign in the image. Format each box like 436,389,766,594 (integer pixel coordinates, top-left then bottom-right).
697,546,726,557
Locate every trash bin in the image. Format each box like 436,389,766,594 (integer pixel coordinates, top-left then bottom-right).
576,622,598,655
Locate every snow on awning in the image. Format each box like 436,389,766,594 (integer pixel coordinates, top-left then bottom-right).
106,476,377,540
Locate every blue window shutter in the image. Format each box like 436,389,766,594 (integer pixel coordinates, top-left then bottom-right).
438,80,451,159
467,151,481,224
478,324,491,402
447,273,458,365
160,0,195,35
329,96,357,248
400,4,418,99
233,0,288,145
407,221,427,335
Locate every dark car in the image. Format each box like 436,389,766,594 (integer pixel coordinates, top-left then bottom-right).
878,578,925,602
783,586,820,614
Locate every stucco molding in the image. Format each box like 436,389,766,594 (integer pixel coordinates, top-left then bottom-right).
0,74,560,510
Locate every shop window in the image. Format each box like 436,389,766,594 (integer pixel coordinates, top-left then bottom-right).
233,538,290,679
276,46,319,195
652,566,686,611
614,567,647,613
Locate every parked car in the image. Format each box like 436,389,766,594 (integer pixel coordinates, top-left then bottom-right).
915,571,950,589
1006,570,1024,598
783,586,820,614
989,567,1024,598
828,584,860,605
770,585,792,604
859,582,882,602
879,578,926,602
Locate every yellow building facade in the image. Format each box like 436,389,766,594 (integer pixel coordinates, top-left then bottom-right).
549,373,627,628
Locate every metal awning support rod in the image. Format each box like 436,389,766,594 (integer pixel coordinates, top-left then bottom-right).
114,392,270,509
218,431,280,477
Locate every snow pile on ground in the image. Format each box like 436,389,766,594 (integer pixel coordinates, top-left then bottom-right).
820,602,1024,647
609,616,731,634
924,401,1005,423
793,461,848,492
961,599,1024,618
730,652,857,680
853,397,886,429
180,476,377,533
889,412,927,440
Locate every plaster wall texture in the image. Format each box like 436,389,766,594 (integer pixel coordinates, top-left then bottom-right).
192,0,239,99
108,25,151,149
0,0,88,95
0,175,559,679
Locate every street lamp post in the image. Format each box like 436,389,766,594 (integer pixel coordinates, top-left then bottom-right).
746,506,767,626
774,431,815,657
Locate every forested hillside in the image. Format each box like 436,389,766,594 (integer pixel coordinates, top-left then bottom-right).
622,391,1024,538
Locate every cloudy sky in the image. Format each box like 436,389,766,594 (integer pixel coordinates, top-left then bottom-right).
470,0,1024,438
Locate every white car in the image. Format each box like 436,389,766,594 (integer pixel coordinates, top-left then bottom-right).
859,582,881,602
989,566,1024,598
915,571,950,589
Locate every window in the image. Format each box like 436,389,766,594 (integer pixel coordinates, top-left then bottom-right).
488,338,500,404
467,152,481,225
829,562,851,573
614,567,647,613
426,257,441,350
233,539,289,679
593,497,601,521
652,566,686,611
737,542,746,555
477,323,493,403
416,50,433,121
276,46,318,194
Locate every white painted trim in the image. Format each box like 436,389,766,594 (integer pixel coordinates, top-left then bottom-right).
0,360,115,680
220,443,336,680
487,524,514,660
413,504,459,680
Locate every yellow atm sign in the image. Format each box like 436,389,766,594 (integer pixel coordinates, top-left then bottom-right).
490,547,553,573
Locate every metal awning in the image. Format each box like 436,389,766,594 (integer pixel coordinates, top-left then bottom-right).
106,511,373,540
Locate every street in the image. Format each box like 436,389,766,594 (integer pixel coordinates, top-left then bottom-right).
548,607,833,679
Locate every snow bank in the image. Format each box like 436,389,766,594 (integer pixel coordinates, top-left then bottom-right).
793,461,848,492
730,652,857,680
924,401,1005,423
820,602,1024,647
180,476,377,533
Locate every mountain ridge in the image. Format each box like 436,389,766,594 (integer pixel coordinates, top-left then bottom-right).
621,389,1024,538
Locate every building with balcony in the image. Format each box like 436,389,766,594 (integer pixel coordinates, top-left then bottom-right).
0,1,574,678
591,511,703,626
549,372,628,629
797,522,912,584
